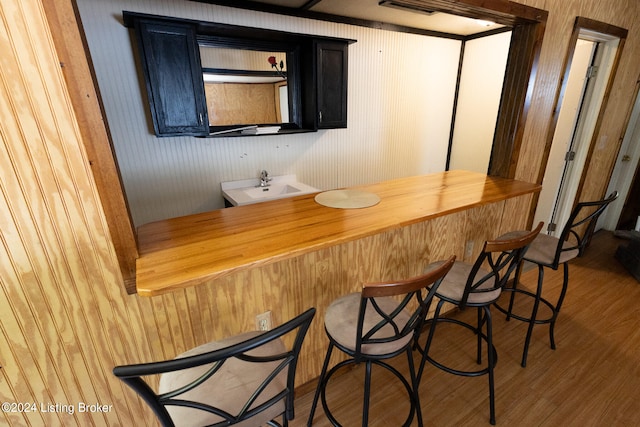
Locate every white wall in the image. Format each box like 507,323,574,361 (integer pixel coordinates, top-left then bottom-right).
603,89,640,231
449,31,511,173
76,0,461,227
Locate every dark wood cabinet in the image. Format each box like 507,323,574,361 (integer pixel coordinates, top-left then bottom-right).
125,12,354,137
134,20,209,136
316,41,348,129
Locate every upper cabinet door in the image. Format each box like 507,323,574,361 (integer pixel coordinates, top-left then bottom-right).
135,20,209,136
316,41,348,129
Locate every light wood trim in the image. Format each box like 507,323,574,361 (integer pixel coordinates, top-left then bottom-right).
42,0,138,292
1,1,148,424
136,171,540,296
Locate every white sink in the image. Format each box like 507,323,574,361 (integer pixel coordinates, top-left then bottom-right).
221,175,319,206
243,184,302,199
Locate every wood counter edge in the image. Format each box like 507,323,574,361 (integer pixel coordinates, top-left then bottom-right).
135,173,541,296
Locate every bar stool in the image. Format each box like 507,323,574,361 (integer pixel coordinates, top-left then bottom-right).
496,192,618,367
417,223,542,425
113,308,315,427
307,256,456,427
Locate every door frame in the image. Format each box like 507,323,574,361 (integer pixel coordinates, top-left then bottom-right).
533,17,627,232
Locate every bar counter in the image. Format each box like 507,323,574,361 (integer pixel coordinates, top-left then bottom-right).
136,170,541,296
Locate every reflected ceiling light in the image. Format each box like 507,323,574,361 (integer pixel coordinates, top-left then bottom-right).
475,19,495,27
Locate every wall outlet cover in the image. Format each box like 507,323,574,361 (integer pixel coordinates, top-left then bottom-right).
256,311,272,331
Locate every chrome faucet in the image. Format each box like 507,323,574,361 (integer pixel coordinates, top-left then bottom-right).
258,170,272,187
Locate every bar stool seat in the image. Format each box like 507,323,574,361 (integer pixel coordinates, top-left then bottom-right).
433,263,499,304
522,233,579,265
324,293,413,356
158,332,287,427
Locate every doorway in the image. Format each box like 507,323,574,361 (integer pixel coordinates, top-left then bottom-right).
534,20,625,235
603,82,640,232
447,30,512,173
618,164,640,231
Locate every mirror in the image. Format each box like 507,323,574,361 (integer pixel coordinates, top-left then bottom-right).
198,41,301,133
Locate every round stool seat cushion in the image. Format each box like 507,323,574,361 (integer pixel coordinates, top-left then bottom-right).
158,331,287,427
324,293,413,356
425,260,499,305
523,233,579,266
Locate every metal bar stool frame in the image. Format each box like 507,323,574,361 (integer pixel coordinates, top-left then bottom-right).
113,308,316,427
307,256,456,427
495,191,618,367
417,223,542,425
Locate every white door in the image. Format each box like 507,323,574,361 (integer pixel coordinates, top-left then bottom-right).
534,31,620,235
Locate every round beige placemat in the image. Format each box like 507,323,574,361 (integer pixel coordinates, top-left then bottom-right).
314,190,380,209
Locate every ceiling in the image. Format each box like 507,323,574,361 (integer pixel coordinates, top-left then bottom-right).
222,0,507,36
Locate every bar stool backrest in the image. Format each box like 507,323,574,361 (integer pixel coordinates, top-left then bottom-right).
552,191,618,267
113,308,315,427
459,222,543,309
355,256,456,360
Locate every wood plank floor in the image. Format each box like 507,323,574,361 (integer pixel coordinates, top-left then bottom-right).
294,231,640,426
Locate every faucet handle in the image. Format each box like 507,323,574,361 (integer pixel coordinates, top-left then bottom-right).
259,170,272,187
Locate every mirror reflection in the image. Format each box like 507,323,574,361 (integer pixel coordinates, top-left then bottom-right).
199,46,289,126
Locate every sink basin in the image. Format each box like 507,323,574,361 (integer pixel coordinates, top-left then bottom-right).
221,175,319,206
243,184,302,199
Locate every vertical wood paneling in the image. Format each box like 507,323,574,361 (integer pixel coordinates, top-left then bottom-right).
2,0,639,426
0,1,153,425
513,0,640,206
0,243,49,426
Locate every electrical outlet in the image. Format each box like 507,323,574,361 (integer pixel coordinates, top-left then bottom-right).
256,311,272,331
465,240,474,259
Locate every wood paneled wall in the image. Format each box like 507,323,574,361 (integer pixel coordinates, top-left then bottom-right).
512,0,640,203
0,1,148,425
205,83,279,125
0,1,638,426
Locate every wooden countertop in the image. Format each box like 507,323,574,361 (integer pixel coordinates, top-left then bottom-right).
135,170,541,296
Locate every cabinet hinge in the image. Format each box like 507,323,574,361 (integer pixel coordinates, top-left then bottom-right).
547,222,557,233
